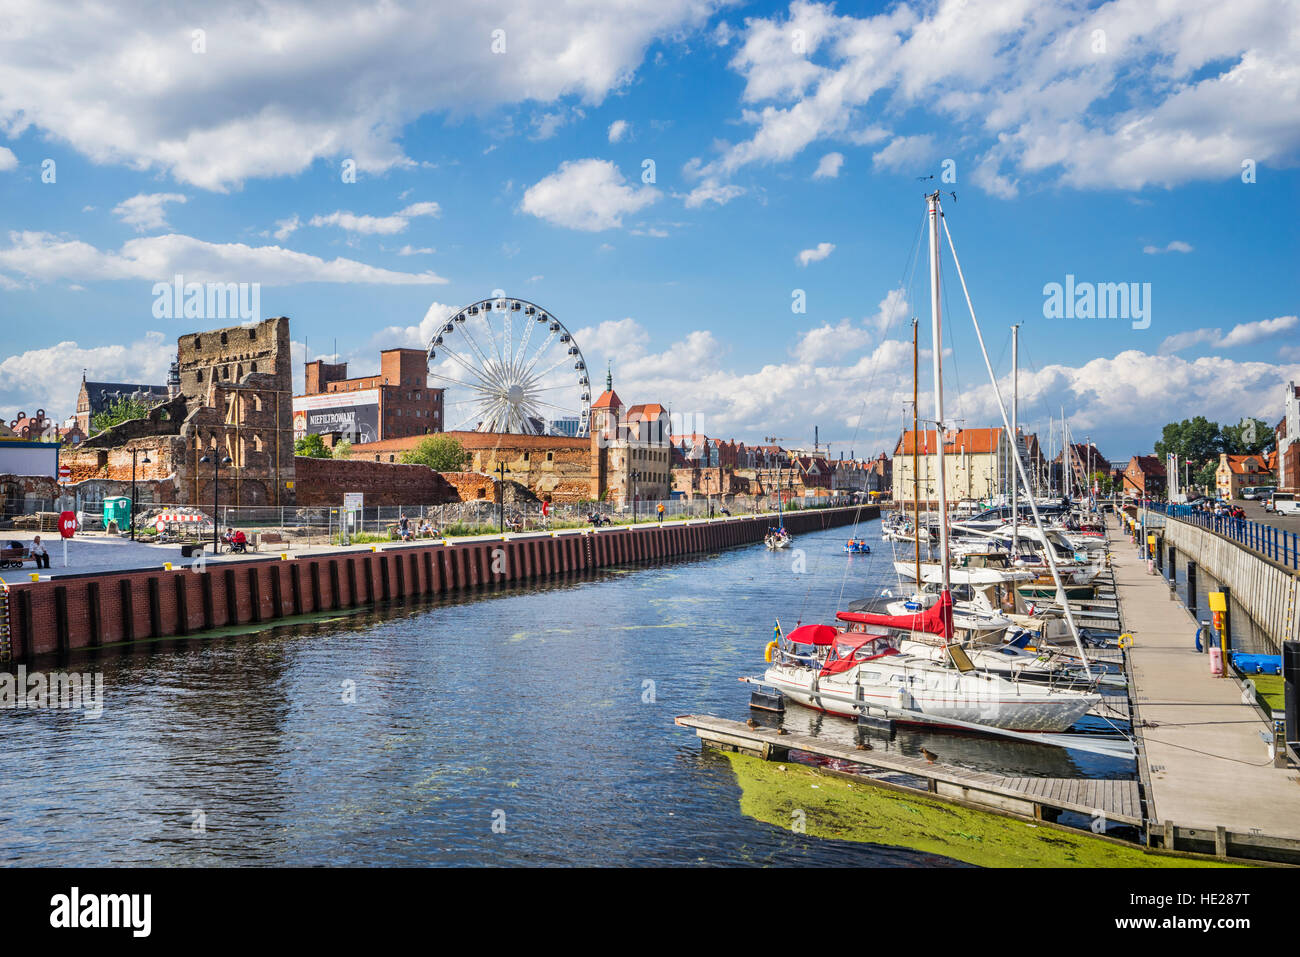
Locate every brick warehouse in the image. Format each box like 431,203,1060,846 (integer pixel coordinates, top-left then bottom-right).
296,348,445,444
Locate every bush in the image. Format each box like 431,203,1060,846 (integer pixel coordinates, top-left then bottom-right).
90,396,154,434
399,435,468,471
294,433,332,458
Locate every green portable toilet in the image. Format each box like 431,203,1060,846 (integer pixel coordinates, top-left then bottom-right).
103,496,131,529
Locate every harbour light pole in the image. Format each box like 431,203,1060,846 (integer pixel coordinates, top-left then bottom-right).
129,447,152,541
495,461,512,533
199,452,232,550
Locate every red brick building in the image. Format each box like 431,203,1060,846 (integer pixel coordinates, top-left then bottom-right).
296,348,444,443
1122,455,1167,498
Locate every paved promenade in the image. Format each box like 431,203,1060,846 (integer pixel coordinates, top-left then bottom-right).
1109,516,1300,840
0,508,805,585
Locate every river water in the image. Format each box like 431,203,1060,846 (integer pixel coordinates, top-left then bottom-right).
0,520,1132,866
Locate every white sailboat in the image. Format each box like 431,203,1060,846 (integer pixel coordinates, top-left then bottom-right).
757,192,1103,737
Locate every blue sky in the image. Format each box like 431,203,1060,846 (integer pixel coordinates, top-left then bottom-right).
1,0,1297,461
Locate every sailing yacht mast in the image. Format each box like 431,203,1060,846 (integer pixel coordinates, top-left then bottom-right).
926,191,951,598
1011,323,1019,557
912,318,921,584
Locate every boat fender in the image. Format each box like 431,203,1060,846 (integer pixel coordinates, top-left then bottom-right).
1118,633,1133,650
764,640,778,663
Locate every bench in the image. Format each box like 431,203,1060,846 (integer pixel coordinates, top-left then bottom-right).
0,547,41,569
256,532,289,552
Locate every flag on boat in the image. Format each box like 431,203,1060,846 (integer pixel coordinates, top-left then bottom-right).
773,619,782,640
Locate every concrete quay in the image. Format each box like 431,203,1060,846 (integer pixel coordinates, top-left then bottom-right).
1110,515,1300,856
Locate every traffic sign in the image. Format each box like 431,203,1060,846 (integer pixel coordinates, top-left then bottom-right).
58,464,71,483
59,511,77,538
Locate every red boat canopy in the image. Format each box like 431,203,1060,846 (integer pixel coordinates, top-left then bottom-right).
785,623,840,646
835,590,954,641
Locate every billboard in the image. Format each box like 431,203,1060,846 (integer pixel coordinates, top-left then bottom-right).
293,390,380,443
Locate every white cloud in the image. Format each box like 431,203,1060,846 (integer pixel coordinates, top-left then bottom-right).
1143,240,1195,254
812,151,843,179
0,146,17,171
273,215,301,241
0,332,175,422
607,119,629,142
112,192,187,231
1218,314,1298,348
396,244,435,255
370,301,458,349
1159,327,1221,354
1159,315,1298,353
0,2,719,190
681,179,746,208
686,0,1300,197
520,159,659,231
0,231,449,285
872,135,936,172
796,241,835,266
309,201,439,235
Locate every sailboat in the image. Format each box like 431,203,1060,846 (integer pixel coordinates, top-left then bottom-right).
754,191,1103,737
764,457,793,548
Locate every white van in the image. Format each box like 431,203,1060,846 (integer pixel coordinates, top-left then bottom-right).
1270,491,1300,515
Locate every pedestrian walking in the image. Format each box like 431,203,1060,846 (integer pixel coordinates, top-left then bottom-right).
656,502,665,523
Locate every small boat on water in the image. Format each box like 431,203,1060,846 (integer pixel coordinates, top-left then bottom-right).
765,527,792,549
843,538,871,554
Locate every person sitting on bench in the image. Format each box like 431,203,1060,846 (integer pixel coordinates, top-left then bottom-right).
31,535,50,569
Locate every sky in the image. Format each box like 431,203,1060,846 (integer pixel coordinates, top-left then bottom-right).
1,0,1298,463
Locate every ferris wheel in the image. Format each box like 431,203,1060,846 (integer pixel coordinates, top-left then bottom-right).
426,295,591,435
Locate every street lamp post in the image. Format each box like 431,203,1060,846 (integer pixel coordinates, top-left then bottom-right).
129,447,152,541
199,452,232,550
495,461,511,533
630,470,641,523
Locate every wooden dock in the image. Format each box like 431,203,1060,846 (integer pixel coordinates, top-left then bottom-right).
675,713,1143,827
1108,514,1300,863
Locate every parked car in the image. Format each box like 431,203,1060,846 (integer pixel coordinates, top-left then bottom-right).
1270,491,1300,516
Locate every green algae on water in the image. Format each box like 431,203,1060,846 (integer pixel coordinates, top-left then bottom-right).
722,753,1239,868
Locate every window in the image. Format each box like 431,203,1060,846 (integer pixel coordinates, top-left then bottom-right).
193,336,202,348
220,332,228,345
546,451,554,462
248,328,256,340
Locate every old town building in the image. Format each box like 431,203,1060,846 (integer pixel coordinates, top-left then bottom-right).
296,348,445,443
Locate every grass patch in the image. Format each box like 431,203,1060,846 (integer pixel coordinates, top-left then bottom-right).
1250,674,1285,712
722,752,1241,868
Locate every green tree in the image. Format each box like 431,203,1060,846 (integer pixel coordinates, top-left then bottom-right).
1090,470,1113,496
1153,416,1222,465
1219,417,1274,456
90,396,153,434
399,435,468,471
332,439,353,459
1193,461,1218,494
294,433,332,458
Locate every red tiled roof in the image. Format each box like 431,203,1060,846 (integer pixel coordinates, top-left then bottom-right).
895,428,1003,455
590,389,623,410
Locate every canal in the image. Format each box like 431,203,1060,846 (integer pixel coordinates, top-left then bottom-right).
0,519,1132,866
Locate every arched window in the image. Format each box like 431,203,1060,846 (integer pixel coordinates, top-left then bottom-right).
220,332,228,345
194,336,202,349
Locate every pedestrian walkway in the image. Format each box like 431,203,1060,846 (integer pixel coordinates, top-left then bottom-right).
1109,516,1300,840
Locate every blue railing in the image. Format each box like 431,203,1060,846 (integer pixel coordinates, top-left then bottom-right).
1149,503,1300,570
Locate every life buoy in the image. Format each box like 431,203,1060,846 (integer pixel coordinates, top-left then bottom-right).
1118,633,1133,649
764,640,778,663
